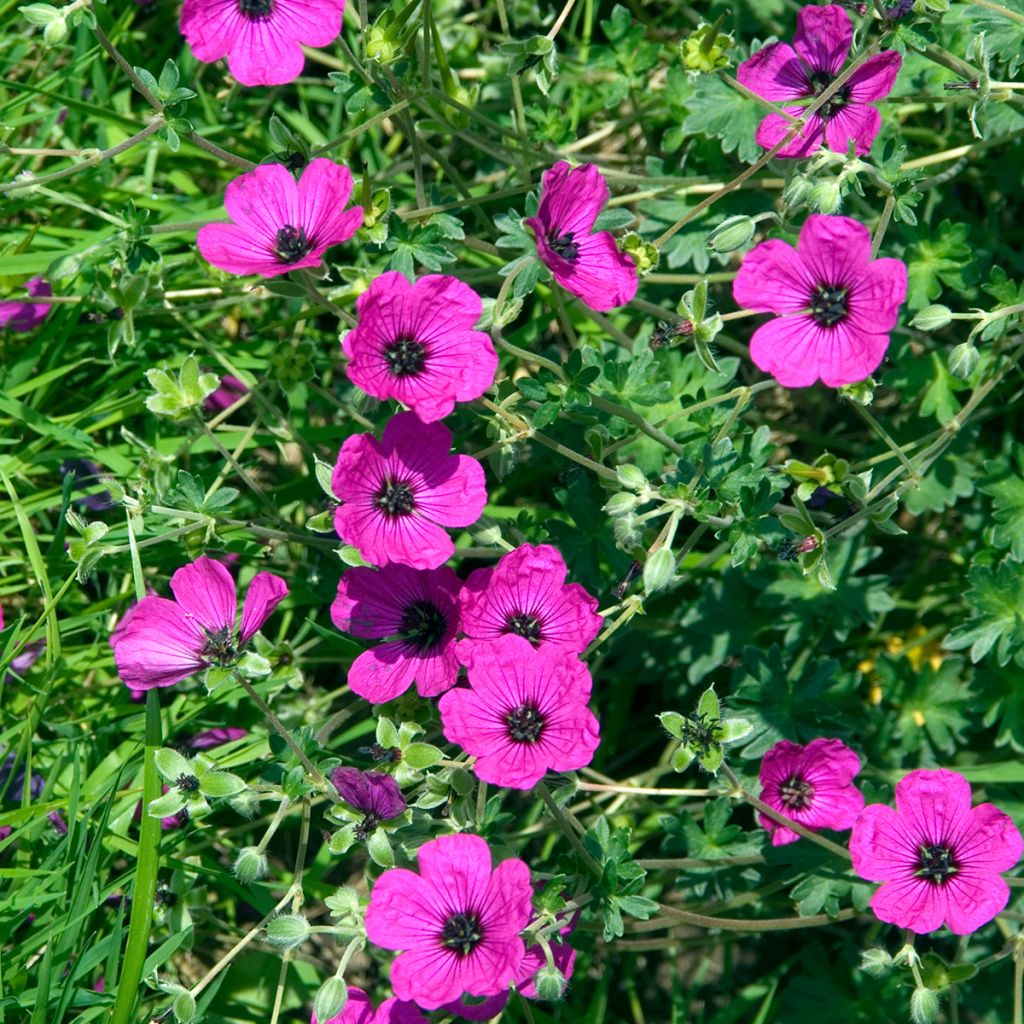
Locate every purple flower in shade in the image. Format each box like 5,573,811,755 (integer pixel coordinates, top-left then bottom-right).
342,272,498,424
0,278,52,333
60,459,114,512
197,159,362,279
180,0,345,87
203,374,249,414
110,555,288,690
330,767,406,839
732,214,908,387
737,5,902,159
331,563,462,703
365,833,533,1010
189,727,249,750
331,412,487,571
850,769,1023,935
757,737,864,847
525,162,638,312
312,987,427,1024
0,607,45,680
440,635,600,791
458,544,602,659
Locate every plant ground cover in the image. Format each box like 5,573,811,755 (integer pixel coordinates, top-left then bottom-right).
3,0,1024,1022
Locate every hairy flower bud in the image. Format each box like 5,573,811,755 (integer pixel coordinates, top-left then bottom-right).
910,987,939,1024
910,304,953,332
947,342,979,380
234,846,269,885
265,913,311,951
313,977,349,1022
43,17,68,45
533,963,568,1001
706,215,756,254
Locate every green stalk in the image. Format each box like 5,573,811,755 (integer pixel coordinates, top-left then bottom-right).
110,690,162,1024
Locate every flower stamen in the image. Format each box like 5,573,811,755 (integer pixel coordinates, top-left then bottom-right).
374,479,415,518
810,284,849,327
506,704,544,743
547,230,580,262
399,600,448,651
383,336,427,378
274,224,312,263
441,911,484,956
916,843,958,885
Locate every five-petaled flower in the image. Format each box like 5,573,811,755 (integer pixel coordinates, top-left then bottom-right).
757,737,865,846
733,214,907,387
343,271,498,423
181,0,346,87
331,562,462,703
312,986,426,1024
526,162,638,312
197,159,362,278
441,635,601,790
737,4,901,158
850,768,1023,935
331,412,488,570
365,832,533,1010
458,543,602,658
110,556,288,690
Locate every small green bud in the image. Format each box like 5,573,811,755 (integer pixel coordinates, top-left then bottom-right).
620,233,659,276
314,977,349,1022
603,492,638,518
680,23,734,73
910,304,953,331
706,215,756,254
365,18,398,62
449,767,475,796
837,376,877,406
910,987,939,1024
643,547,676,595
533,964,568,1001
783,173,815,210
859,948,894,978
616,464,648,491
172,989,196,1024
234,846,269,885
808,179,844,215
42,15,67,44
265,913,311,950
947,342,979,380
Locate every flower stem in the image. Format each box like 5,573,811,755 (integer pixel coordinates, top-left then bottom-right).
535,781,603,875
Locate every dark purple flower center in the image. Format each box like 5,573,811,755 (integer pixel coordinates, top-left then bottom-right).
175,773,200,793
779,775,814,811
506,704,545,743
274,224,312,264
810,284,849,327
808,71,852,120
353,812,380,842
506,612,543,642
547,230,580,262
383,336,427,377
202,625,238,666
399,600,448,651
916,843,958,885
374,479,415,517
441,911,483,956
238,0,274,20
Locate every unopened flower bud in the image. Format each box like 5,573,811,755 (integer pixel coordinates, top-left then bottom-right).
910,987,939,1024
910,304,953,332
808,179,844,215
43,16,67,45
365,20,398,62
784,174,815,209
313,977,349,1022
706,215,756,254
265,913,311,950
620,233,659,276
859,947,894,978
533,964,568,1001
234,846,269,885
603,492,638,518
947,342,979,380
679,23,734,73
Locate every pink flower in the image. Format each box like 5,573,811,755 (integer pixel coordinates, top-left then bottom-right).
0,277,52,333
365,833,533,1010
440,635,600,790
180,0,346,87
331,412,487,570
331,563,462,702
343,272,498,423
312,987,426,1024
757,737,864,846
458,544,602,658
204,374,249,413
110,556,288,690
737,5,901,158
733,214,907,387
189,727,249,750
197,159,362,278
525,162,637,312
850,769,1023,935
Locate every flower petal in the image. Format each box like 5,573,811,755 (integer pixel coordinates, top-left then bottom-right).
169,557,238,634
737,42,811,102
238,571,288,643
111,596,206,690
824,102,882,156
754,110,826,159
733,238,815,314
296,159,362,249
793,4,852,77
846,50,902,103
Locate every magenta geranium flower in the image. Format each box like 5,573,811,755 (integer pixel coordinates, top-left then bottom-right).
181,0,345,87
204,374,249,414
343,271,498,423
189,727,248,750
197,159,362,279
440,635,600,790
331,562,461,702
850,769,1023,935
365,832,533,1010
331,412,487,570
312,986,426,1024
0,277,52,333
737,5,901,158
525,162,637,312
757,737,864,846
110,556,288,690
733,214,907,387
458,543,602,658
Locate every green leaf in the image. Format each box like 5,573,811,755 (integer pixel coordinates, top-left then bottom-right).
696,685,720,723
904,221,973,310
681,75,763,164
945,560,1024,667
366,827,395,867
147,790,188,819
402,742,443,770
980,459,1024,560
198,771,246,798
154,748,193,783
